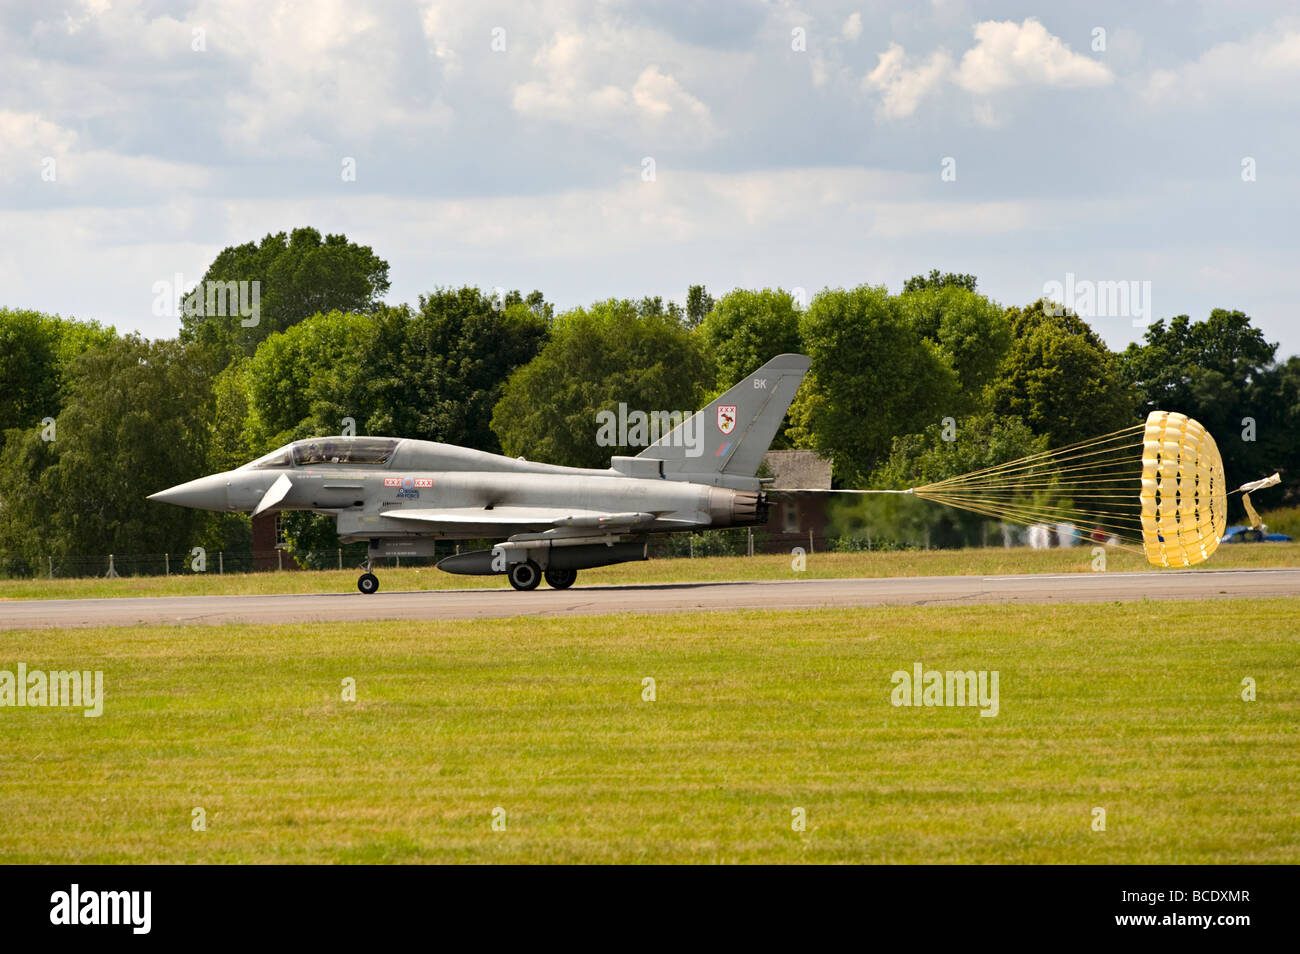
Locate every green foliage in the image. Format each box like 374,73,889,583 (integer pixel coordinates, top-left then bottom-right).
178,227,390,362
364,287,550,452
1258,505,1300,538
902,269,978,294
872,412,1048,488
0,309,116,447
243,310,380,451
1120,310,1296,490
656,529,747,558
492,299,714,468
787,284,961,485
897,284,1011,397
697,288,803,448
827,413,1046,550
698,288,803,392
685,284,715,330
987,298,1136,447
0,336,212,571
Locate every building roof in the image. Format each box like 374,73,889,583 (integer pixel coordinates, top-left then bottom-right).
762,449,833,489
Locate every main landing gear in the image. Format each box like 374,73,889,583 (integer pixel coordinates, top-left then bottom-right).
507,560,541,591
506,561,579,591
543,567,577,590
357,561,379,594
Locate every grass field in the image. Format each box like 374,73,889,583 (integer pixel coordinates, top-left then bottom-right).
1,598,1296,863
3,542,1299,600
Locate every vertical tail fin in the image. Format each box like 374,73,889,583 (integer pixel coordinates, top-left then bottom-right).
636,353,811,477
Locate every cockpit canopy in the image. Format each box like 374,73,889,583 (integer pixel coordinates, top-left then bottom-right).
240,437,400,469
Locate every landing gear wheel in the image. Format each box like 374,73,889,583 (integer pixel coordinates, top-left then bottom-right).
358,572,379,594
507,560,542,591
544,567,577,589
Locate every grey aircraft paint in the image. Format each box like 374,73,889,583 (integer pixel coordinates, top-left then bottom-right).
148,353,812,592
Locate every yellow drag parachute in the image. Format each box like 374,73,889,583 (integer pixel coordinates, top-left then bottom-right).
880,411,1280,568
1139,411,1226,567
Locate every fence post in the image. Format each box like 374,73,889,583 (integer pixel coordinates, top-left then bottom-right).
277,548,283,572
219,551,224,574
164,552,170,576
809,528,814,555
747,527,753,557
689,536,694,559
48,555,53,579
338,548,342,570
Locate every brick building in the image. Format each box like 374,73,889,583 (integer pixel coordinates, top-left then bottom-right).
760,449,833,552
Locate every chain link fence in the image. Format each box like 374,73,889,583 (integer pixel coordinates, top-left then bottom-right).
0,528,883,579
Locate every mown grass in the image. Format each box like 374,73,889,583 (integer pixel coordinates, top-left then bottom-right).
1,599,1296,863
3,543,1298,601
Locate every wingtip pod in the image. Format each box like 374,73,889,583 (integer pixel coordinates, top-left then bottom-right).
1140,410,1227,568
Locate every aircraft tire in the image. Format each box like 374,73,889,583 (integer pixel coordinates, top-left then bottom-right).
544,567,577,589
357,572,379,594
507,560,542,591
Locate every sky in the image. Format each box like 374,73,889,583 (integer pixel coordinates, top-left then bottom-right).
2,0,1298,357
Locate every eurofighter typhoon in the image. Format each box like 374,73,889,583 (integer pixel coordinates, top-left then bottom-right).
148,354,811,592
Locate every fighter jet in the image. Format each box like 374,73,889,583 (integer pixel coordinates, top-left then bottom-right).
148,353,811,593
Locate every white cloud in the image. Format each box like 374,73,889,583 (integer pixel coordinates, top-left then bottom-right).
863,43,954,119
956,18,1112,95
842,13,863,41
511,29,715,140
1144,27,1300,105
864,18,1111,120
0,109,207,192
0,110,77,183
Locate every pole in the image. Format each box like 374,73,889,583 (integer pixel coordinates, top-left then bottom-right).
277,548,282,571
747,527,753,557
219,551,224,574
809,528,814,555
338,548,342,570
48,555,53,579
164,552,170,576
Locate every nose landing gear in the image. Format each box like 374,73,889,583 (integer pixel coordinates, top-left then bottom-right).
357,561,380,594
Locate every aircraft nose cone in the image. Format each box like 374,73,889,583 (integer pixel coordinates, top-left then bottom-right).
147,473,229,511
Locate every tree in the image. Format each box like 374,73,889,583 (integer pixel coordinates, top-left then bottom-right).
830,412,1047,548
902,269,978,294
492,300,714,468
685,284,715,329
897,284,1011,399
178,227,390,362
0,309,116,450
364,288,551,452
242,310,380,451
787,284,961,485
0,336,213,572
697,288,803,391
987,299,1136,448
871,412,1048,489
1119,310,1290,487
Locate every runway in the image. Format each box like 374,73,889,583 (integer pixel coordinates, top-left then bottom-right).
2,567,1298,629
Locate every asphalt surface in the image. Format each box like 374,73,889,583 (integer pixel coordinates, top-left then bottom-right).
2,568,1298,629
